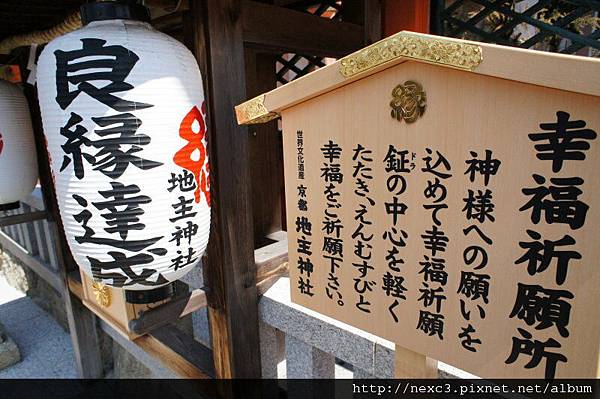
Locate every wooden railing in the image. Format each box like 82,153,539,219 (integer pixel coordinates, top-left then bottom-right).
0,189,62,291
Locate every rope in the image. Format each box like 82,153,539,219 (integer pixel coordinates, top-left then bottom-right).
0,11,82,55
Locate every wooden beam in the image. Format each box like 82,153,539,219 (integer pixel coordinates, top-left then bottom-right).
364,0,383,44
257,261,288,296
191,0,262,380
151,10,185,32
242,0,363,57
255,235,288,274
0,210,47,227
129,288,208,335
141,326,215,379
344,0,383,45
64,287,105,378
256,235,289,295
69,274,215,379
67,271,84,298
272,0,304,5
245,50,284,248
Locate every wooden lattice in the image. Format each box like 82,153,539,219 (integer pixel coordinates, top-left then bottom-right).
276,1,342,85
432,0,600,56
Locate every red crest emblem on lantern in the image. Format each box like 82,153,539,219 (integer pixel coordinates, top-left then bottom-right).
174,103,210,206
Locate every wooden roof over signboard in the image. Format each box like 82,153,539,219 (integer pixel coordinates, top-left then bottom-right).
235,30,600,125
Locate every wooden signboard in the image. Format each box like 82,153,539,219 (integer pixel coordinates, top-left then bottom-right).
236,32,600,379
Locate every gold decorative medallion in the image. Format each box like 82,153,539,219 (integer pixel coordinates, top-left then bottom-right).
235,95,280,125
339,31,483,77
390,81,426,123
92,281,111,308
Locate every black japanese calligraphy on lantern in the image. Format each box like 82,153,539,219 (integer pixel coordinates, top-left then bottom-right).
55,37,170,288
90,251,168,287
167,170,196,193
169,221,199,246
166,168,201,273
55,38,153,111
93,181,152,240
77,183,167,288
72,192,163,253
93,113,162,178
170,247,198,271
59,112,93,179
170,196,198,222
60,112,163,180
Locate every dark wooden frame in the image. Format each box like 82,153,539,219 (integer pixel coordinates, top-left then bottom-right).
187,0,382,380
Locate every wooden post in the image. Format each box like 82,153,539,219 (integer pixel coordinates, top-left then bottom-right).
245,49,284,246
17,51,104,378
189,0,262,380
394,345,437,378
344,0,383,45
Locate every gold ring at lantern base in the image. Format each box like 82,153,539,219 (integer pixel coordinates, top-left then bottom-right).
390,81,426,124
92,282,112,308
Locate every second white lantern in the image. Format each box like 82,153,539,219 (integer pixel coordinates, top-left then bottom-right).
0,79,38,210
37,2,210,295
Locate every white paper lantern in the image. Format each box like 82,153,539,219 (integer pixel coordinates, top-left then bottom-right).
37,3,210,294
0,80,38,210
